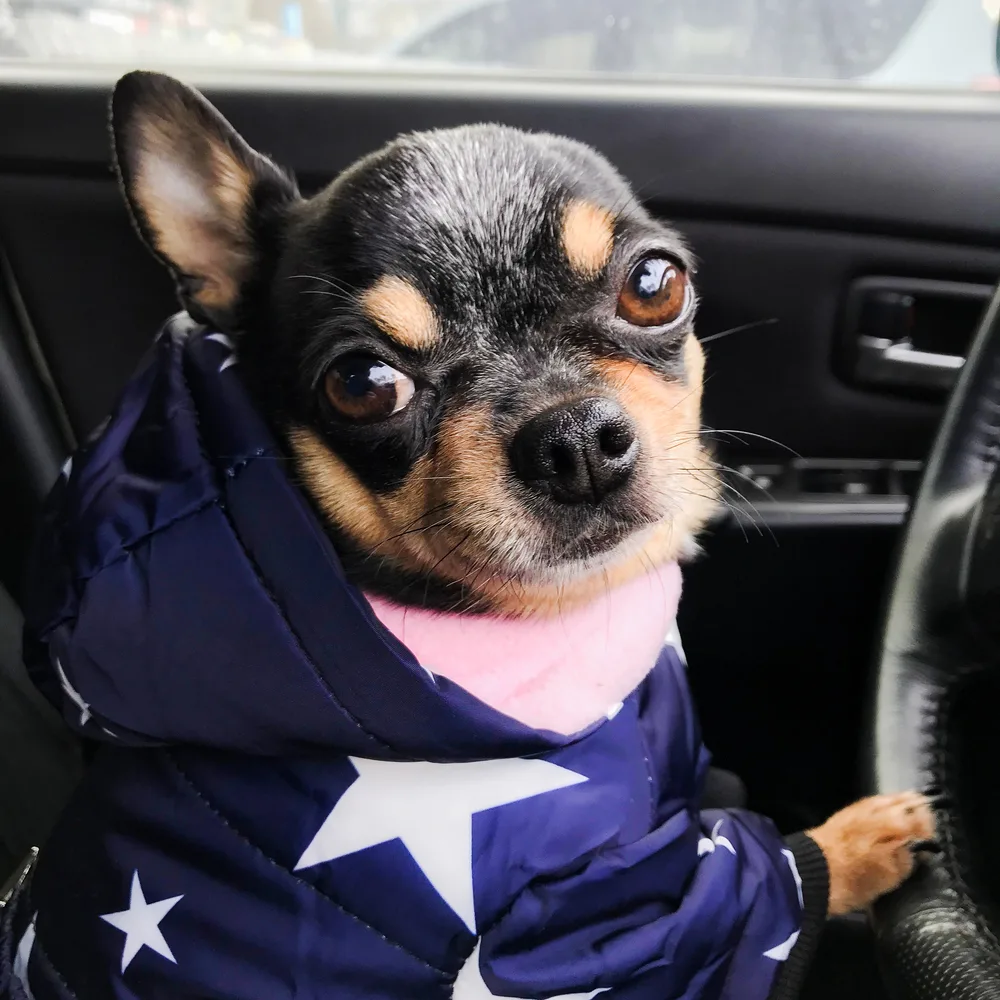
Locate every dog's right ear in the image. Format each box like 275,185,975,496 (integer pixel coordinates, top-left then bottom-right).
110,71,299,329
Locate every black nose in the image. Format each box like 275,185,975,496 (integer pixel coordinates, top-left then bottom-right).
510,397,639,503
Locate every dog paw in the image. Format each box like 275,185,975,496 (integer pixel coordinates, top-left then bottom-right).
807,792,937,916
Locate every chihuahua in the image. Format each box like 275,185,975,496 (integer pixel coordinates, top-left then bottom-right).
2,71,934,1000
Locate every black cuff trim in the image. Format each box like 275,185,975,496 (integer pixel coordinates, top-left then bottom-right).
767,832,829,1000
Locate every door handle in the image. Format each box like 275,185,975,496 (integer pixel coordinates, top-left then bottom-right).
846,278,993,395
855,335,965,392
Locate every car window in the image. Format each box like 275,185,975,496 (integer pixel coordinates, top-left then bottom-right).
0,0,997,90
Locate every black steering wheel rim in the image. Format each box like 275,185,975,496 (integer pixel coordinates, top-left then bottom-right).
871,283,1000,998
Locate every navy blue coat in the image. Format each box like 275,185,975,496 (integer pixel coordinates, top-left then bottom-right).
1,315,827,1000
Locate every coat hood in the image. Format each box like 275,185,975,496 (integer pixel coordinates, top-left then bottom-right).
22,315,587,760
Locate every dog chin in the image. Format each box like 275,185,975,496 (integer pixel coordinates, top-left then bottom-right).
505,519,691,591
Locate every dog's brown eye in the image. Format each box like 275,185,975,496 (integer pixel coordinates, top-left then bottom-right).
324,354,415,423
617,257,689,328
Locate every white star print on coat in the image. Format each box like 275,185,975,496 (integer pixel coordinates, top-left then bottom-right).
12,915,37,1000
763,849,804,961
54,657,90,727
295,756,587,932
762,929,800,962
205,332,237,372
697,818,736,857
453,940,609,1000
100,871,183,973
694,824,800,962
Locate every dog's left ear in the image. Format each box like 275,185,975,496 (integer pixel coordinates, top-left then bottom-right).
110,70,300,329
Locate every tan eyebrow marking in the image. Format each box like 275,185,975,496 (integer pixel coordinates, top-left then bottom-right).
360,275,440,350
561,199,615,277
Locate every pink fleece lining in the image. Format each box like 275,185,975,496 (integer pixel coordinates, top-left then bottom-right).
365,562,681,736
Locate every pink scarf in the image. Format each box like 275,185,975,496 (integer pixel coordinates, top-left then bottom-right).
366,562,682,736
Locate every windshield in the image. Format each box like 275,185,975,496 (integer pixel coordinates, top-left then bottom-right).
1,0,996,90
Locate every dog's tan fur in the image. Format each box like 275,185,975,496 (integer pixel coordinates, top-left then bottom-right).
562,199,615,277
596,334,717,554
361,275,440,351
808,792,935,915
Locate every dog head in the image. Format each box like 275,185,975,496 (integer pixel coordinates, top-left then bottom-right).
111,72,717,616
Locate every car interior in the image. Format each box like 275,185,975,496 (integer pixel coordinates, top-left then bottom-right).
2,1,1000,996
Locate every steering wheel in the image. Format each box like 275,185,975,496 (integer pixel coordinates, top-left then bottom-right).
871,282,1000,998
